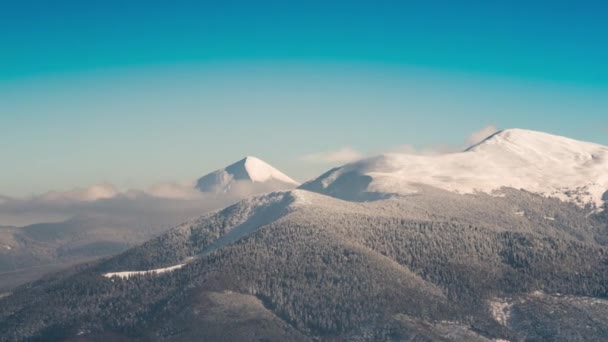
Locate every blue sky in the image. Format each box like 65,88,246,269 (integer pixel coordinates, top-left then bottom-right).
1,0,607,197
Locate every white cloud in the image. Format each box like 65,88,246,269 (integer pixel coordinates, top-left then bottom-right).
40,183,119,202
144,181,203,200
466,125,499,146
300,126,500,164
0,185,236,227
27,180,203,202
300,147,364,164
391,126,499,155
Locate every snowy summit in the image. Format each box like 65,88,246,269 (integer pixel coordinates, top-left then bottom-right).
196,156,299,194
301,129,608,207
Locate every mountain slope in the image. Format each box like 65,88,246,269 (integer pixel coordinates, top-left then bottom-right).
0,157,297,291
195,156,299,194
300,129,608,206
2,188,608,341
4,130,608,340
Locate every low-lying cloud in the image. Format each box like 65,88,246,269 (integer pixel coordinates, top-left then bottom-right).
0,177,300,227
142,181,203,200
466,125,499,146
299,125,500,164
39,183,120,202
299,147,364,164
0,190,239,227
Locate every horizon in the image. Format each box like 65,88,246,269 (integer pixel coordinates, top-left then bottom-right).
2,1,608,197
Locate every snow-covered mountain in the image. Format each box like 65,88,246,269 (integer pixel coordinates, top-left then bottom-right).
9,184,608,341
195,156,299,194
301,129,608,207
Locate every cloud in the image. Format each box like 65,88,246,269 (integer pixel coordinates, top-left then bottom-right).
300,126,500,164
465,125,499,146
383,125,500,156
23,180,204,203
39,183,119,202
300,147,364,164
143,181,203,200
0,178,298,226
0,188,239,227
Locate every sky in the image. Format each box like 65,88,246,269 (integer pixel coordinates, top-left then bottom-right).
1,0,608,197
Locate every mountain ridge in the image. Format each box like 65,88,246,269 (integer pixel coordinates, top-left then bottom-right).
3,129,608,340
300,128,608,206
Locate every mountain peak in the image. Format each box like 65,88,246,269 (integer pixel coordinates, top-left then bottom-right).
467,128,603,152
196,156,298,194
302,129,608,206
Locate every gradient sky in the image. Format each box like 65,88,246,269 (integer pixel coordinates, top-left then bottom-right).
1,0,607,197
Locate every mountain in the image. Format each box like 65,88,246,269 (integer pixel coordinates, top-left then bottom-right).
301,129,608,206
195,156,299,195
0,157,297,292
0,197,235,292
2,185,608,341
0,213,182,292
3,130,608,341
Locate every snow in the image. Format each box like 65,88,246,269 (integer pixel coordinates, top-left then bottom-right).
196,156,299,193
102,191,305,279
201,191,299,255
102,263,185,279
241,156,298,184
302,129,608,207
489,299,513,326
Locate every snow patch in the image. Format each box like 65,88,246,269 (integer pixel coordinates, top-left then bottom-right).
489,299,513,326
530,290,544,297
102,264,185,279
289,189,313,207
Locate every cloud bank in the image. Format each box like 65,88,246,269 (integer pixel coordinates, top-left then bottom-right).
39,183,120,202
0,180,251,226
